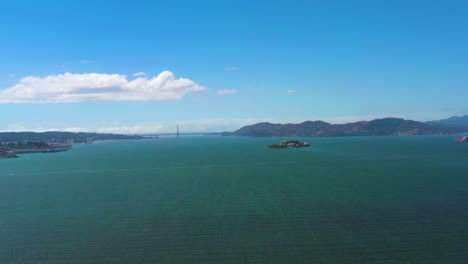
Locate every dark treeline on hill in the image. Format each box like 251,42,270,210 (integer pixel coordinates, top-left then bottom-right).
0,131,143,143
230,117,464,137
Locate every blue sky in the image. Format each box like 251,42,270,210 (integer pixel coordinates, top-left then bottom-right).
1,0,467,133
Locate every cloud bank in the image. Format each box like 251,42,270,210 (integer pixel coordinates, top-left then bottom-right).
216,89,236,95
1,118,273,134
0,71,205,103
2,111,454,134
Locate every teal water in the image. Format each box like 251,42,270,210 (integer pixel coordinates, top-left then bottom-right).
1,136,468,263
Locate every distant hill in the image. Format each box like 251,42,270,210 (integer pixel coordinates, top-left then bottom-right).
0,131,143,143
230,118,456,137
427,115,468,131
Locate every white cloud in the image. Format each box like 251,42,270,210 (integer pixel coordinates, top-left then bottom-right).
216,89,236,95
287,89,295,94
80,60,93,63
133,72,146,77
0,71,205,103
224,66,240,72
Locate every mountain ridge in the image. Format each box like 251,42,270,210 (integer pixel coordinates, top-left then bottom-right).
230,117,461,137
427,115,468,130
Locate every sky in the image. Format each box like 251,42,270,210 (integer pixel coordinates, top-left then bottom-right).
0,0,467,133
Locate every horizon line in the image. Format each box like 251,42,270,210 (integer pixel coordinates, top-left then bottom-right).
1,114,466,135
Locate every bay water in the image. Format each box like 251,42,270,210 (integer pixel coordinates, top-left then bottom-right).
1,136,468,263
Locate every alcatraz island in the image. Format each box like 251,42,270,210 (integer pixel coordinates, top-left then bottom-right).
0,132,143,159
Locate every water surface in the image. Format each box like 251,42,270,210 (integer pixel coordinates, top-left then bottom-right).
1,136,468,263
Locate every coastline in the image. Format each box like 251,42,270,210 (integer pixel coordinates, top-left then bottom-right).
0,131,145,160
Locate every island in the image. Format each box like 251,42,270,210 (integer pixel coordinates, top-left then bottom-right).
268,140,310,148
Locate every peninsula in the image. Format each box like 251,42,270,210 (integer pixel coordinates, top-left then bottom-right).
0,131,143,159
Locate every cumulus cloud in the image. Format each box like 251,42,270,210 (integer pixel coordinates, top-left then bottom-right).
224,66,240,72
216,89,236,95
287,89,295,94
133,72,146,77
0,71,205,103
